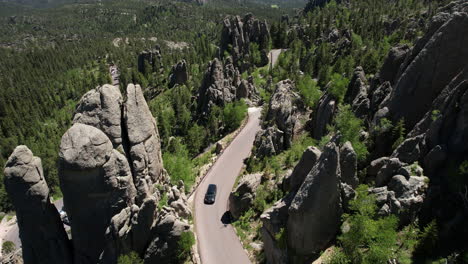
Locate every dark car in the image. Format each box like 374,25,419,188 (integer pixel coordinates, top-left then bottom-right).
204,184,217,204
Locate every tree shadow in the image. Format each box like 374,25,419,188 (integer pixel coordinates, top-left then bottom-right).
221,211,234,225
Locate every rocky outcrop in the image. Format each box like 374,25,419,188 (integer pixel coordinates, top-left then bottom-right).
124,84,166,204
253,127,285,157
261,136,362,262
375,5,468,129
371,173,428,223
260,193,294,264
282,146,321,193
168,60,189,88
4,146,73,264
59,123,137,263
377,44,411,85
197,58,258,115
253,80,301,157
56,83,190,263
143,209,191,263
345,67,370,119
310,91,337,140
229,173,262,219
138,47,163,74
73,84,123,148
220,14,270,70
287,141,342,257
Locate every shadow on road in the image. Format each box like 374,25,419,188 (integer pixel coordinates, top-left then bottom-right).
221,211,234,225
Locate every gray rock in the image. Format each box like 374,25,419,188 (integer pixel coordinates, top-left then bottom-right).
345,67,370,118
143,211,190,263
266,80,301,149
138,47,162,74
424,145,447,175
284,146,321,193
391,135,425,164
260,193,294,264
169,60,189,88
59,124,136,263
59,123,113,170
197,58,240,115
229,173,262,219
340,142,358,188
125,84,165,204
4,146,73,264
253,126,284,158
379,10,468,129
375,158,404,187
370,81,392,112
311,91,337,140
73,84,123,147
287,141,342,256
220,14,270,69
378,45,411,85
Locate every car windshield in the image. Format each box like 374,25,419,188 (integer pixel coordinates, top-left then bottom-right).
207,185,216,194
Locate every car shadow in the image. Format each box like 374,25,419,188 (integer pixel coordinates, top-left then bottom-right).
221,211,234,225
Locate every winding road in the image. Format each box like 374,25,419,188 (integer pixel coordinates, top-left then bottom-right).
194,107,262,264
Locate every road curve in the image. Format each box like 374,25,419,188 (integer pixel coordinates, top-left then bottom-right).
194,107,262,264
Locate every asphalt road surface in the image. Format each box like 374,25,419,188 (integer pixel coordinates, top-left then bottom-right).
194,107,262,264
269,49,283,70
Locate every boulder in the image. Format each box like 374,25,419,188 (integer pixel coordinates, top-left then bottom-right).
287,141,342,256
73,84,123,147
283,146,321,193
4,146,73,264
229,173,262,219
375,158,405,187
168,60,189,88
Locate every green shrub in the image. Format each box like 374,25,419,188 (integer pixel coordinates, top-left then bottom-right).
329,185,398,264
158,192,168,210
223,100,248,132
275,228,288,249
117,251,143,264
392,118,406,150
328,73,350,103
332,105,368,161
163,139,194,191
176,231,195,262
297,75,322,108
2,240,15,255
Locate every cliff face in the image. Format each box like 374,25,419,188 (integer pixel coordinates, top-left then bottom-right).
259,1,468,262
4,83,192,264
4,146,73,264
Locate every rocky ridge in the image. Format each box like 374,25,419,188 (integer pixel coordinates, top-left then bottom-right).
4,84,192,264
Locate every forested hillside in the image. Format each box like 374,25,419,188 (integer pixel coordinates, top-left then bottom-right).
0,0,288,211
1,0,467,263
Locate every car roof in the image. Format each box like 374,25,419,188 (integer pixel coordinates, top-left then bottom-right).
208,184,217,191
